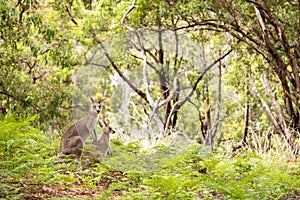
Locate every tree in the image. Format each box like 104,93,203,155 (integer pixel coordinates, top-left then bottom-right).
160,0,299,154
87,0,233,141
0,0,85,128
2,0,298,155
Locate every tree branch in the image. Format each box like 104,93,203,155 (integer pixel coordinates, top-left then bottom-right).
91,33,148,103
121,0,137,31
64,5,78,26
0,91,40,112
183,47,234,106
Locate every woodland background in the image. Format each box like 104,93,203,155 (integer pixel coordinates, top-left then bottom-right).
1,0,300,199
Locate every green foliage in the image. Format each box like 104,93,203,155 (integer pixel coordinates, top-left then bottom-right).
1,0,300,198
1,114,40,167
0,114,57,175
1,118,299,199
122,141,142,154
0,0,79,128
101,142,300,199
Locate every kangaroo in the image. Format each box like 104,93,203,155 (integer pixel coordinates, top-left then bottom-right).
60,97,105,161
84,119,115,162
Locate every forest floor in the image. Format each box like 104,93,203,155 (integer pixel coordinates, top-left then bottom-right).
1,124,300,200
2,170,226,199
1,142,300,200
2,169,300,200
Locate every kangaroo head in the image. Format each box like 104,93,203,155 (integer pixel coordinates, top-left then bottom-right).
89,96,106,114
102,119,115,135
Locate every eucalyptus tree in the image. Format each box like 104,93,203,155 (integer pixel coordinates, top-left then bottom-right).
105,0,300,153
85,0,232,142
171,0,300,154
0,0,86,127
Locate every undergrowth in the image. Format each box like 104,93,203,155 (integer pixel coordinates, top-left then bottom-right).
1,114,299,199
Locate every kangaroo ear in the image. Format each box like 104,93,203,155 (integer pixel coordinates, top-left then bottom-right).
105,119,110,125
98,97,106,104
98,120,104,127
103,120,108,126
89,96,95,103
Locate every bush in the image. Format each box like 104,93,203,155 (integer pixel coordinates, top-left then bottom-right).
0,114,47,172
1,117,299,199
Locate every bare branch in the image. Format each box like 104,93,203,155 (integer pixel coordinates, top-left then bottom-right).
161,47,235,134
163,99,182,137
157,76,181,108
180,47,234,108
91,33,148,103
251,85,283,134
130,54,158,72
85,62,109,69
121,0,137,31
262,73,287,130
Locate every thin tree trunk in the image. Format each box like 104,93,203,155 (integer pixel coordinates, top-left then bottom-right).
243,84,250,146
172,31,180,129
203,82,211,145
232,70,250,155
208,50,223,144
157,24,172,132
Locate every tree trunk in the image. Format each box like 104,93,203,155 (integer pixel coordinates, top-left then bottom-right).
208,50,223,144
203,81,211,145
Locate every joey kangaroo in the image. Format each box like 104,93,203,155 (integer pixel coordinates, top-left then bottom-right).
60,97,105,161
84,119,115,161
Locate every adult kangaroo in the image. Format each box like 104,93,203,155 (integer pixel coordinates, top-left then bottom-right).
60,97,105,161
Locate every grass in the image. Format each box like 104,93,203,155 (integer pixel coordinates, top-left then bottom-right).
0,115,299,199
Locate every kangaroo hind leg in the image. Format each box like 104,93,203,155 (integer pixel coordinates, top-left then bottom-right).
61,136,84,162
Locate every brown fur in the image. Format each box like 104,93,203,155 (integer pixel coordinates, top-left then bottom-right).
60,97,105,161
60,124,84,160
84,119,115,162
